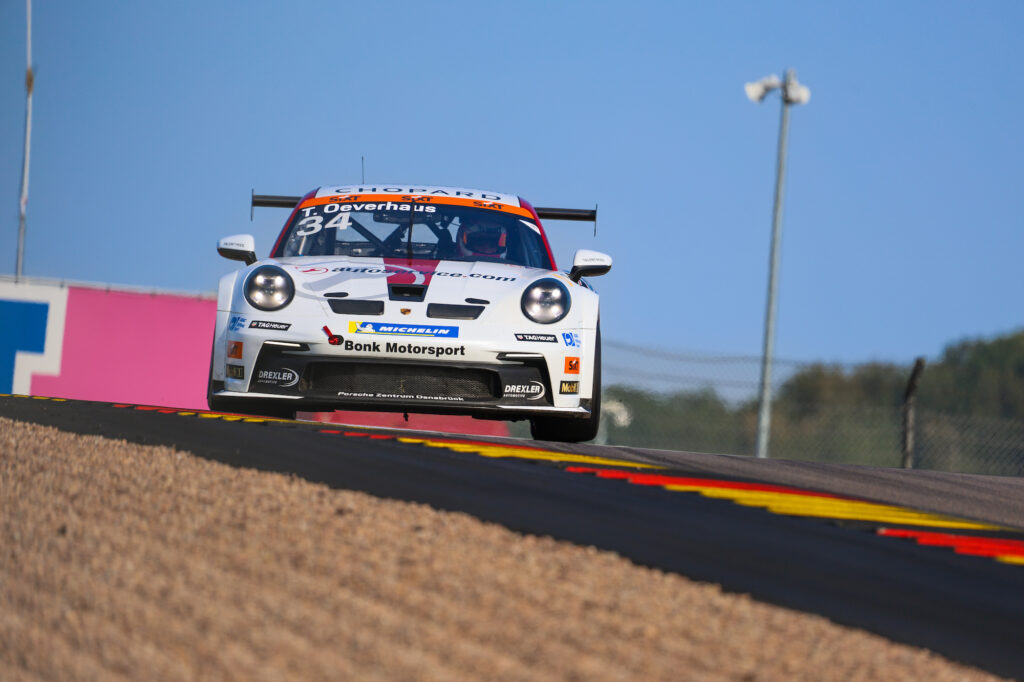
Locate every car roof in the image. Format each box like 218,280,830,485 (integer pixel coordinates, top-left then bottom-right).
313,184,522,208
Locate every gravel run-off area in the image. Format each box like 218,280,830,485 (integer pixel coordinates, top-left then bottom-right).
0,417,1004,681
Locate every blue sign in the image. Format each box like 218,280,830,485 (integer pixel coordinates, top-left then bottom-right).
0,299,49,393
562,332,581,348
229,315,247,331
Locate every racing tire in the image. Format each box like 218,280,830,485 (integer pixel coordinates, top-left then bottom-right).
529,324,601,443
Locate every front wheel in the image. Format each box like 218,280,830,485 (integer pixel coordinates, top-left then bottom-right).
530,325,601,443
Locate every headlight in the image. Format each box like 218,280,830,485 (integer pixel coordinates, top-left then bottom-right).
521,278,571,324
244,265,294,311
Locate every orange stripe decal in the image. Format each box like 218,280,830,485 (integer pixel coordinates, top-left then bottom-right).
298,193,533,218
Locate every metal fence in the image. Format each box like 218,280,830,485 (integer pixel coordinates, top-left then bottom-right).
597,340,1024,477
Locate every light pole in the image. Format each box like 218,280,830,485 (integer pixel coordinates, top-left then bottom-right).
746,69,810,459
16,0,34,280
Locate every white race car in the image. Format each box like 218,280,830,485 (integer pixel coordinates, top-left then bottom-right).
209,184,612,442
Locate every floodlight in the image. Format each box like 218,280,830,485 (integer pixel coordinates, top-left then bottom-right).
784,82,811,105
744,75,781,102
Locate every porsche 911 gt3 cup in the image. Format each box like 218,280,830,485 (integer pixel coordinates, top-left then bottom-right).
209,184,611,442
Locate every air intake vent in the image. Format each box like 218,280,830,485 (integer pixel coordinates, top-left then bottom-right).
388,284,427,301
306,363,500,400
427,303,484,320
327,299,385,315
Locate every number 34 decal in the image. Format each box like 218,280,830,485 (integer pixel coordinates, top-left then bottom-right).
295,212,351,237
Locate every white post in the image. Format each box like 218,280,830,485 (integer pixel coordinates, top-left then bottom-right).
16,0,33,280
755,81,790,459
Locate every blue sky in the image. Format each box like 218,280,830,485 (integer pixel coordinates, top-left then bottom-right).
2,1,1022,365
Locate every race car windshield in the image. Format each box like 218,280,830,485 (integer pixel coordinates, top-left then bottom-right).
276,201,552,269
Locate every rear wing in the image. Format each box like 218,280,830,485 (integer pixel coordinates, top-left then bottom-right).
252,191,598,233
251,193,302,219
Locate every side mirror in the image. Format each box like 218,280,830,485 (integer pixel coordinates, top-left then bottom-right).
218,234,257,265
568,249,612,283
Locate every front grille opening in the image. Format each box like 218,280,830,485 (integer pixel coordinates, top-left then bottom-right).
427,303,484,320
328,299,385,315
388,284,427,301
305,363,500,400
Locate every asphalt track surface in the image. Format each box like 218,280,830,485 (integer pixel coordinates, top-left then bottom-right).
4,395,1024,679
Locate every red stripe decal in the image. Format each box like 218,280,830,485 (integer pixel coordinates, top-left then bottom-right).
381,258,441,287
518,197,557,270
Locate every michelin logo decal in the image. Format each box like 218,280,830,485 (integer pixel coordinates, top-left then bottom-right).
349,321,459,338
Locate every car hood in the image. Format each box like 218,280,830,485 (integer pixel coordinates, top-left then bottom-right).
271,256,551,303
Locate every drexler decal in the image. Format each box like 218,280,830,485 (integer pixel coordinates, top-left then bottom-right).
255,368,300,388
505,382,546,401
559,380,580,395
350,321,459,338
250,320,291,331
515,333,558,343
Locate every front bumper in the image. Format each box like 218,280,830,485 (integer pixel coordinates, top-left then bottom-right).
214,339,591,420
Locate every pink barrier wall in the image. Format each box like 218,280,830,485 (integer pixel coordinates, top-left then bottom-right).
32,287,216,409
7,280,508,436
